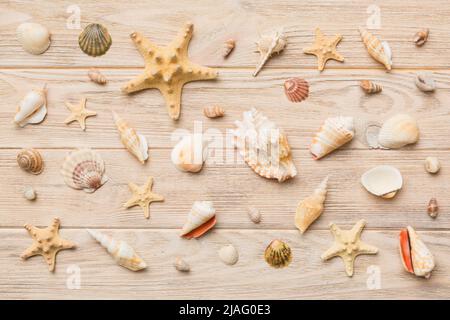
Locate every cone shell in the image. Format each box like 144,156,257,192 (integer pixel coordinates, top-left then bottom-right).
78,23,112,57
233,108,297,182
264,239,292,268
16,22,51,55
310,116,354,160
284,78,309,103
253,30,287,76
171,134,208,173
112,111,148,164
180,201,216,239
61,149,108,193
427,198,438,218
87,229,147,271
361,165,403,198
378,114,419,149
17,148,44,175
359,27,392,71
203,106,225,118
14,85,47,127
218,244,239,265
88,68,107,85
222,39,235,58
360,80,382,94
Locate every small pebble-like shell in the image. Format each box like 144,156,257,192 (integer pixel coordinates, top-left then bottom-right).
203,106,225,118
264,239,292,268
424,157,440,174
78,23,112,57
23,186,37,201
247,206,261,223
174,257,190,272
427,198,438,218
17,148,44,174
16,22,51,55
222,39,235,58
360,80,382,94
414,29,429,47
88,68,107,84
218,244,239,265
415,72,436,92
284,78,309,103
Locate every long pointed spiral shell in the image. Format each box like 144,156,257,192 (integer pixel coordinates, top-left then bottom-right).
17,148,44,174
253,30,287,76
78,23,112,57
359,27,392,71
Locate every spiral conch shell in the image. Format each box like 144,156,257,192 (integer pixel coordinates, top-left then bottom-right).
61,149,108,193
171,134,209,173
295,176,328,234
87,229,147,271
359,27,392,71
78,23,112,57
253,30,287,76
284,78,309,103
16,22,51,55
180,201,216,239
88,68,107,85
310,116,354,160
14,85,47,127
112,111,148,164
17,148,44,175
377,114,419,149
233,108,297,182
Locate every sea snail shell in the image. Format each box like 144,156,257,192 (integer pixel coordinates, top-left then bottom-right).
17,149,44,175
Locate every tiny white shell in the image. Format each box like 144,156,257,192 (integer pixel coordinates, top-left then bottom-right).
23,186,37,201
17,22,51,55
174,257,190,272
171,134,209,173
247,207,261,223
424,157,440,174
361,165,403,198
218,244,239,265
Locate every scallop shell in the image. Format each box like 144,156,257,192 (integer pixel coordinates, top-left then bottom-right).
247,206,262,223
415,72,436,92
222,39,235,58
180,201,216,239
174,257,190,272
414,29,429,47
16,22,51,55
112,111,148,164
203,106,225,118
218,244,239,265
17,148,44,174
253,30,287,76
377,114,419,149
61,149,108,193
359,27,392,71
233,108,297,182
88,68,107,85
361,165,403,198
427,198,438,218
171,134,209,173
284,78,309,103
78,23,112,57
14,85,47,127
360,80,382,94
87,229,147,271
264,239,292,268
424,157,440,174
310,116,354,160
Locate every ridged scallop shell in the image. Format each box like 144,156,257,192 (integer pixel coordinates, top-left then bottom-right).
218,244,239,265
14,85,47,127
17,148,44,174
88,68,107,85
112,111,148,164
180,201,216,239
171,134,209,173
78,23,112,57
310,116,354,160
61,149,108,193
377,114,419,149
233,108,297,182
253,30,287,76
87,229,147,271
361,165,403,198
203,106,225,118
359,27,392,71
16,22,51,55
360,80,382,94
264,239,292,268
284,78,309,103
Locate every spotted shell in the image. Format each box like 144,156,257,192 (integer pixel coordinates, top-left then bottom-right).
264,239,292,268
17,148,44,175
78,23,112,57
284,78,309,103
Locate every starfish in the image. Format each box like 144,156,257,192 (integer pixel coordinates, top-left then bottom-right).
124,176,164,219
321,219,378,277
122,22,218,120
21,217,76,272
64,97,97,130
303,28,344,71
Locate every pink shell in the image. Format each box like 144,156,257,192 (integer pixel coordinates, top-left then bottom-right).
284,78,309,103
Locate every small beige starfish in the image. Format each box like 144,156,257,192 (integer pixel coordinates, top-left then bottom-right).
124,176,164,219
303,28,344,71
64,97,97,130
321,219,378,277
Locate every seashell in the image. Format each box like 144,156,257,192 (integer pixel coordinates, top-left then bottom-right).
264,239,292,268
203,106,225,118
359,27,392,71
174,257,190,272
415,72,435,92
284,78,309,103
171,134,209,173
222,39,235,58
360,80,382,94
112,111,148,164
247,206,262,224
377,114,419,149
14,84,47,127
361,165,403,199
61,149,108,193
424,157,440,174
310,116,354,160
87,229,147,271
233,108,297,182
399,226,435,278
88,68,107,85
218,244,239,266
413,29,429,47
17,148,44,174
253,29,287,76
23,186,37,201
78,23,112,57
180,201,216,239
295,176,328,234
16,22,51,55
427,198,438,218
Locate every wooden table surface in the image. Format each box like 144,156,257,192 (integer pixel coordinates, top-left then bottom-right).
1,0,449,300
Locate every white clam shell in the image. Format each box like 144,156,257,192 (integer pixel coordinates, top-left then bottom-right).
361,165,403,198
180,201,216,236
218,244,239,265
17,22,51,55
171,134,208,173
377,114,419,149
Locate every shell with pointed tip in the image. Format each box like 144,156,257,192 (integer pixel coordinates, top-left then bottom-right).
219,244,239,265
359,28,392,71
17,148,44,174
222,39,235,58
253,30,287,76
78,23,112,57
414,29,429,47
361,165,403,198
171,134,208,173
284,78,309,103
180,201,216,239
87,229,147,271
378,114,419,149
264,239,292,268
310,116,354,160
17,22,51,55
88,69,107,85
112,112,148,164
233,108,297,182
295,176,328,234
360,80,382,94
14,85,47,127
203,106,225,118
61,149,108,193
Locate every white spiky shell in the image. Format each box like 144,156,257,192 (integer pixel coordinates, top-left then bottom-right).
180,201,216,236
310,116,354,160
377,114,419,149
112,112,148,164
14,85,47,127
361,165,403,198
359,27,392,71
171,134,209,173
87,229,147,271
233,108,297,182
253,30,287,76
407,226,435,278
17,22,51,55
61,149,108,193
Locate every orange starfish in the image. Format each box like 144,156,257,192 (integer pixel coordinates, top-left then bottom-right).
303,28,344,71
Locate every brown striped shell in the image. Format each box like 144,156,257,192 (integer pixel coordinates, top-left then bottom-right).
17,148,44,174
360,80,382,94
264,239,292,268
78,23,112,57
284,77,309,103
203,106,225,118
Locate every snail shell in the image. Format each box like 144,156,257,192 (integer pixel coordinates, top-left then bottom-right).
88,68,107,85
427,198,438,218
17,149,44,175
222,39,235,58
203,106,225,118
78,23,112,57
414,29,429,47
360,80,382,94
